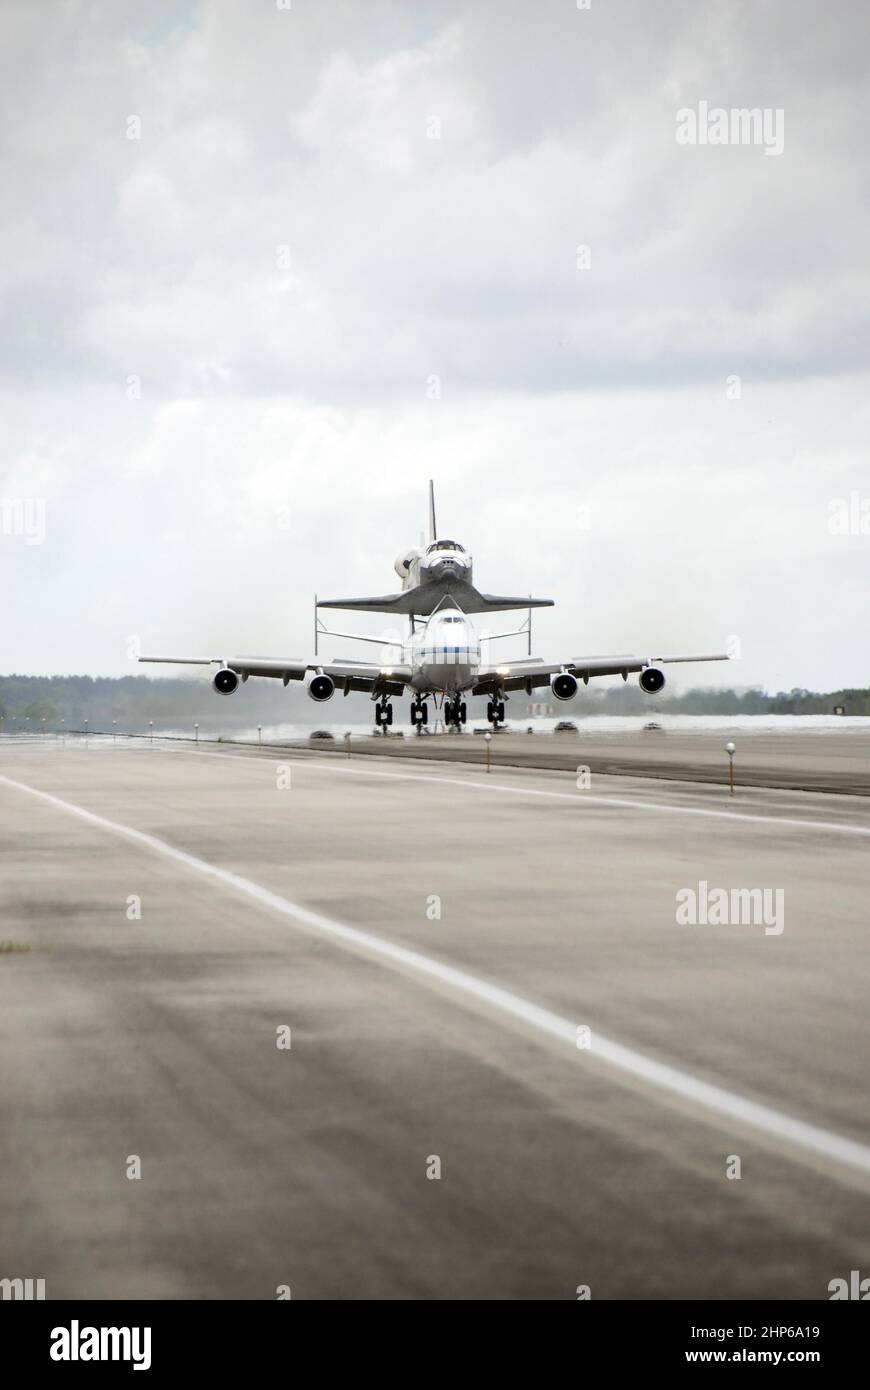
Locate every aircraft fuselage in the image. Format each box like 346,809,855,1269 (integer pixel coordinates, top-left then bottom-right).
408,608,482,695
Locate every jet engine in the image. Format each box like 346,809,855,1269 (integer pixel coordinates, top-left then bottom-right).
639,667,665,694
394,547,422,579
212,667,239,695
307,673,336,702
551,672,579,701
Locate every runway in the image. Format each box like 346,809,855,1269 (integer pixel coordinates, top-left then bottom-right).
299,725,870,796
1,736,868,1299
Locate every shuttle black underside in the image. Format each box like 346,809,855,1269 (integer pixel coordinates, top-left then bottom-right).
317,580,553,617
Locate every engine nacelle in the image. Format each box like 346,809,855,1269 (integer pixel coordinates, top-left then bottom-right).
307,673,336,702
394,547,422,579
551,672,579,702
639,666,665,694
213,667,240,695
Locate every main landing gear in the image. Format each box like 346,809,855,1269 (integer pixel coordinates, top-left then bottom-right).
444,698,467,728
486,699,506,727
410,699,429,728
375,700,394,729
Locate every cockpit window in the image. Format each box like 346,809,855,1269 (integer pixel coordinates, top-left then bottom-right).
441,614,463,623
427,539,465,553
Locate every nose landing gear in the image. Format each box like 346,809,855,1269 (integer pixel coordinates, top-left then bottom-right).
444,698,467,728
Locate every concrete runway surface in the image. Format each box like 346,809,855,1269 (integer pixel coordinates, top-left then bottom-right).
304,726,870,796
1,735,868,1299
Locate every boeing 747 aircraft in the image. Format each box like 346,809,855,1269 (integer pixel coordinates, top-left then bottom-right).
139,484,728,728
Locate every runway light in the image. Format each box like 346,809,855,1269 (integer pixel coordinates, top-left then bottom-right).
725,741,736,795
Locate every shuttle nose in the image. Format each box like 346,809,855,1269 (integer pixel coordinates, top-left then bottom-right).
433,559,461,580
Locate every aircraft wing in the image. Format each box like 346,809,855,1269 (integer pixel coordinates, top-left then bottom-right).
473,652,729,694
138,656,411,695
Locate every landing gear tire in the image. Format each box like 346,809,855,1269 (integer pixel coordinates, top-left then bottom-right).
488,699,505,727
376,702,393,729
459,702,467,724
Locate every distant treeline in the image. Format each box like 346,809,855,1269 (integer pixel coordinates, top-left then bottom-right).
0,673,324,731
587,684,870,716
1,673,868,731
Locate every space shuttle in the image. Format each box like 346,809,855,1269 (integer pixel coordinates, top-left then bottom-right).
317,481,553,617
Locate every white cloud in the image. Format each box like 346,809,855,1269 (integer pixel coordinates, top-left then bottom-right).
2,0,869,690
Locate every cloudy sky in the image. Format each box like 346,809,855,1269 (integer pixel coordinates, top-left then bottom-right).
2,0,868,690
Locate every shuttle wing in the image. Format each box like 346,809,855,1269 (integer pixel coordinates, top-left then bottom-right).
318,583,553,617
316,592,416,614
475,592,554,613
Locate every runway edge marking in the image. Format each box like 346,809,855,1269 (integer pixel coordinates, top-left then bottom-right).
153,741,870,839
3,767,870,1181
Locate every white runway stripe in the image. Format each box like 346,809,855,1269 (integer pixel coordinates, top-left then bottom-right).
3,768,870,1179
152,741,870,839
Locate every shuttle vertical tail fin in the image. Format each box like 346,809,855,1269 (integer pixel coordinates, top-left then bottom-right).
428,479,437,545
